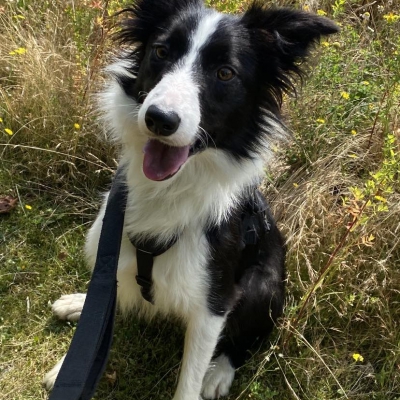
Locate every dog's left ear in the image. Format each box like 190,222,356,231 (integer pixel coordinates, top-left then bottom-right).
242,4,339,60
242,4,339,91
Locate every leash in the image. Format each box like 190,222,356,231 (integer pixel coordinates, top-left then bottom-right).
49,168,127,400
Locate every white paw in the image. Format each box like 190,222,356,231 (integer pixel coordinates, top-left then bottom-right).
202,354,235,399
43,355,65,391
51,293,86,322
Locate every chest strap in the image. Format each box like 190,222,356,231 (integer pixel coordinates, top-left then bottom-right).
129,235,179,303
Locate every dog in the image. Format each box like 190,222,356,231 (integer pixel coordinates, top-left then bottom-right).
43,1,338,398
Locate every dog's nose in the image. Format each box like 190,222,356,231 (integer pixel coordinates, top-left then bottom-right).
145,105,181,136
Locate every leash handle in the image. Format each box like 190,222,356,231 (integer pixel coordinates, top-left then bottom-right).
49,168,127,400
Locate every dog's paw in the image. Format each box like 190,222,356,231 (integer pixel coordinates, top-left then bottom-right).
51,293,86,321
43,355,65,391
202,354,235,399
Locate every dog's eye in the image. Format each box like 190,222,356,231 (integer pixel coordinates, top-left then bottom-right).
154,46,168,60
217,67,235,81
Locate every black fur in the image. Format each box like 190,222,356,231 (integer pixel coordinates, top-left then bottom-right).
206,193,285,368
116,0,338,160
113,0,338,376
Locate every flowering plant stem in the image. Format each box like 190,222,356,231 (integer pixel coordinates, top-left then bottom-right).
283,195,372,348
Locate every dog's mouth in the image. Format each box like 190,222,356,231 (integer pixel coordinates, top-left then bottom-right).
143,138,205,181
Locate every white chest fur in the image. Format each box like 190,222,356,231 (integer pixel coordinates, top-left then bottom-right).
85,146,264,321
85,194,211,322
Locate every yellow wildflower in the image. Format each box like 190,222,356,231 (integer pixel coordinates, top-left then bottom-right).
383,13,400,23
74,123,81,130
9,47,26,56
293,183,299,188
352,353,364,362
0,117,3,123
321,41,330,47
341,91,350,100
361,81,370,85
317,9,327,16
25,205,32,210
351,130,357,135
5,128,13,136
374,195,387,203
316,118,326,124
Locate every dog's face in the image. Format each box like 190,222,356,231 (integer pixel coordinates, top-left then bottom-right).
111,0,338,181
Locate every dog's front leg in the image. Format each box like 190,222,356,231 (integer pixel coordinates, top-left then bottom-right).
173,310,226,400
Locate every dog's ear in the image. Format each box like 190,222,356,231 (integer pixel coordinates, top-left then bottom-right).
242,3,339,101
117,0,202,47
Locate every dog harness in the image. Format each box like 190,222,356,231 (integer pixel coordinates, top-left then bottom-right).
131,188,270,304
129,234,179,303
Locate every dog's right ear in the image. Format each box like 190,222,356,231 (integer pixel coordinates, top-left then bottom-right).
116,0,202,48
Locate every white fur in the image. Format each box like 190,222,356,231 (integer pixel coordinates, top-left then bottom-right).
173,313,226,400
202,354,236,399
45,11,269,400
51,293,86,322
138,11,223,148
43,355,66,391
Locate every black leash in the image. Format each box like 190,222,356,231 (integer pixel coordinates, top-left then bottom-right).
49,168,127,400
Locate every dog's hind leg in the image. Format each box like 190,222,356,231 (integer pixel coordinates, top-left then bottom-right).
173,310,226,400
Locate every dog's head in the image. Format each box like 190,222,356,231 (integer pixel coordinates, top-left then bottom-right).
105,0,338,182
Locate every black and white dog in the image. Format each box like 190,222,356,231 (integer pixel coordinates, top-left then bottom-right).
44,1,337,398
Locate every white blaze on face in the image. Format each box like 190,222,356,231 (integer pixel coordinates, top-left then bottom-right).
138,11,223,147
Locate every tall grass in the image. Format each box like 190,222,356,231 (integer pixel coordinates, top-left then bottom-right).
0,0,113,192
0,1,399,399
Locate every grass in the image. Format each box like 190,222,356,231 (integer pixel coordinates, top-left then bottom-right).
1,0,399,399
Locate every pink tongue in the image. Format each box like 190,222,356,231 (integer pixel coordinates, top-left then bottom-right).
143,139,190,181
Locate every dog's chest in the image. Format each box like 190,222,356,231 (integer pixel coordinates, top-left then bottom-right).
116,222,211,319
151,226,210,316
115,175,228,318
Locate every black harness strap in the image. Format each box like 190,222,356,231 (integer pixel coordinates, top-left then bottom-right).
242,189,271,243
130,235,179,304
49,168,127,400
240,189,271,266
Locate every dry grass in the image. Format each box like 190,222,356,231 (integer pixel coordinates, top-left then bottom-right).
1,1,399,399
0,1,113,191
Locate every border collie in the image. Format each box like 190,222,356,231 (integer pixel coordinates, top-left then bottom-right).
43,1,337,398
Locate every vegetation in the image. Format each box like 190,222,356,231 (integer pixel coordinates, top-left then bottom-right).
1,0,399,399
